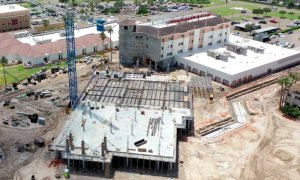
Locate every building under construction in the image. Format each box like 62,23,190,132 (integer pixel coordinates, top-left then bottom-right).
52,72,212,178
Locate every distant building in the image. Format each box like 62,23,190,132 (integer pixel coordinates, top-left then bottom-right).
286,84,300,108
0,24,119,66
118,12,231,70
0,4,30,32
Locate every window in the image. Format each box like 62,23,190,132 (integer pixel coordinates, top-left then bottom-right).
136,36,139,39
219,33,222,36
190,40,194,43
168,36,173,40
181,34,184,38
209,35,213,39
178,50,183,53
178,42,183,46
188,47,193,51
162,47,164,50
162,38,165,42
145,44,149,48
133,25,136,32
198,45,203,48
208,42,212,46
146,37,149,40
287,93,291,97
225,32,227,35
124,26,128,30
224,39,227,42
190,32,194,36
161,54,163,58
167,52,172,56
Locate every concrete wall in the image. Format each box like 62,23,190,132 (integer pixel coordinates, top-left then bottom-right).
119,24,161,65
286,91,300,108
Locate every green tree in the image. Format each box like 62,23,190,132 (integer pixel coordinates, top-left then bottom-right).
42,19,49,28
0,56,8,87
271,0,279,6
245,23,257,35
80,8,85,14
279,10,287,18
147,0,155,5
285,0,295,8
252,9,258,16
134,0,140,6
89,2,95,12
262,7,272,17
137,5,148,15
106,26,113,63
100,31,106,52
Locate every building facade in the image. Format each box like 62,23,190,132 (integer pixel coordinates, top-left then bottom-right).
286,84,300,108
0,4,30,32
119,13,231,70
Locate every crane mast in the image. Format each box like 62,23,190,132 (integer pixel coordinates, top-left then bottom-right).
65,8,78,110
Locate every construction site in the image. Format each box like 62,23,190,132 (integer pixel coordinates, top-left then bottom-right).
1,1,300,179
51,71,213,178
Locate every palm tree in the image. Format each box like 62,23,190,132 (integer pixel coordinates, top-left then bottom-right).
277,77,286,109
106,26,113,63
100,31,106,52
278,74,298,109
42,19,49,28
1,56,8,87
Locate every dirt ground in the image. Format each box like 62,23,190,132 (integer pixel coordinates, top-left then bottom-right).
0,52,300,179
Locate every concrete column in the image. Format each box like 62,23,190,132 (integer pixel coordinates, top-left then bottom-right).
102,162,104,171
170,162,173,171
104,162,110,178
155,61,157,71
143,159,145,170
126,157,129,167
130,158,132,169
67,158,70,167
136,158,138,169
82,160,85,169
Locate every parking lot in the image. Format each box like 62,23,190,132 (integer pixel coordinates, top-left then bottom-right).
232,16,300,48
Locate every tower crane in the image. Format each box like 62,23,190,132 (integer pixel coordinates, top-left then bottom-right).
65,0,78,110
64,0,105,110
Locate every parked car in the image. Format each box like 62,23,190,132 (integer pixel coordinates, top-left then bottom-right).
293,20,300,25
287,23,296,27
287,44,295,48
270,19,278,23
269,35,276,39
259,20,267,24
241,9,246,13
287,31,293,34
242,18,249,21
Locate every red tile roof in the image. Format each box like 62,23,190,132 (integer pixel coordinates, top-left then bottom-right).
0,33,108,59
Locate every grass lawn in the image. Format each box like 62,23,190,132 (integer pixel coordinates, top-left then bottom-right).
0,62,68,87
268,11,300,20
34,23,65,33
18,2,36,8
209,3,260,16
